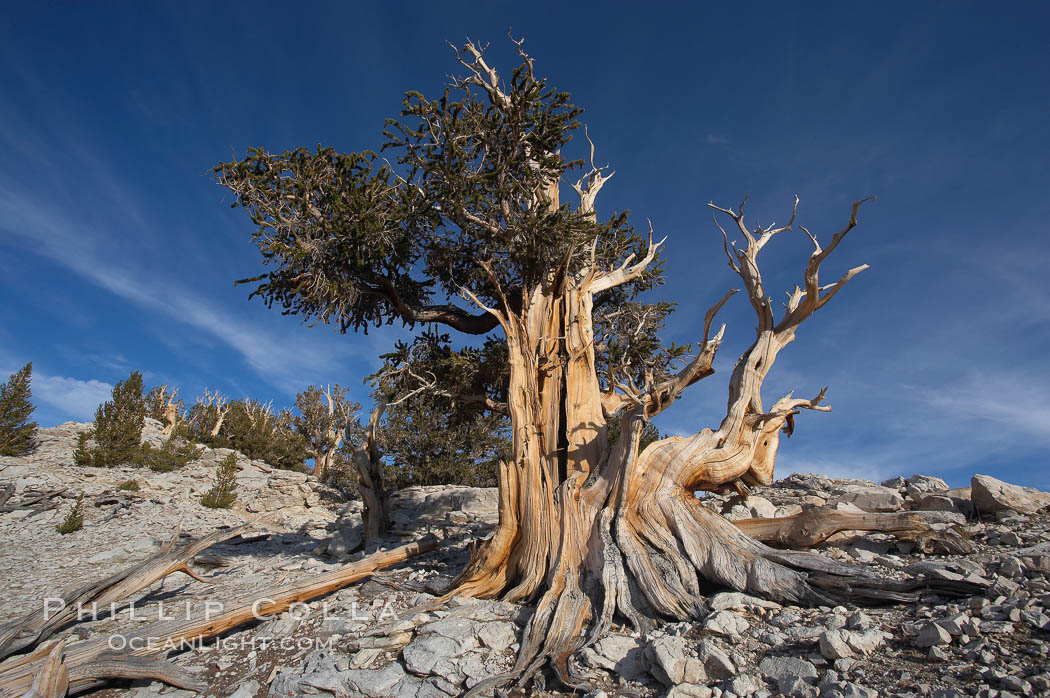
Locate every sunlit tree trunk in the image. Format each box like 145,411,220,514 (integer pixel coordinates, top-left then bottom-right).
448,196,951,690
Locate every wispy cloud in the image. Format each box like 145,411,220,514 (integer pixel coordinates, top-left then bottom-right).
33,373,112,421
705,133,730,145
0,187,371,396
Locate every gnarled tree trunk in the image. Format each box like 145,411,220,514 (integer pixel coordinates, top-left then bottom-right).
354,400,389,544
446,196,958,690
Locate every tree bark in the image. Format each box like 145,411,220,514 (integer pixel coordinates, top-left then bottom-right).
354,400,389,544
444,197,980,692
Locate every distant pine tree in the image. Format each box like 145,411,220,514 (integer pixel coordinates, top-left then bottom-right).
201,453,239,509
0,362,38,456
73,432,94,466
89,371,146,467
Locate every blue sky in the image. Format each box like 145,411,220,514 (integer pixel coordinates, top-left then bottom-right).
1,3,1047,489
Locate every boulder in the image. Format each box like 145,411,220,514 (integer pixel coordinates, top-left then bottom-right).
647,635,706,686
971,474,1050,515
586,634,648,681
913,622,952,647
758,655,818,684
703,610,749,639
831,486,903,512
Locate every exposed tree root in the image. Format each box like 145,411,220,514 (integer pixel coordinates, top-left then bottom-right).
462,487,985,696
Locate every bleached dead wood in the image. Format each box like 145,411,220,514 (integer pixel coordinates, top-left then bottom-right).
0,522,249,661
0,537,437,696
23,640,67,698
732,506,973,553
353,399,390,544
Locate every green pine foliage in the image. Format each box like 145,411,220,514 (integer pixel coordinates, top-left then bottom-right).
56,494,85,534
190,399,308,472
73,432,95,466
201,453,239,509
87,371,146,467
136,431,203,472
116,479,140,491
0,362,38,456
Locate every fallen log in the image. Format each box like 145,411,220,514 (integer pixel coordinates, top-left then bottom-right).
0,536,438,696
23,641,67,698
731,505,973,553
0,521,252,661
0,488,68,518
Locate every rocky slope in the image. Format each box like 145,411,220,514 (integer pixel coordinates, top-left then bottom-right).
1,423,1048,697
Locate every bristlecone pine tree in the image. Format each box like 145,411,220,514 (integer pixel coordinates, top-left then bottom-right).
80,371,147,467
145,384,185,436
293,384,359,481
0,362,37,456
370,330,511,491
216,38,958,690
201,453,239,509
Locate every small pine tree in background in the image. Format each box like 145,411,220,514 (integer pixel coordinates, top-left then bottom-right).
137,430,203,472
73,432,95,466
201,453,239,509
116,479,140,491
0,362,38,456
86,371,146,467
56,494,84,534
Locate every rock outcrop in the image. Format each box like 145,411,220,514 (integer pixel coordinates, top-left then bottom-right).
2,429,1050,698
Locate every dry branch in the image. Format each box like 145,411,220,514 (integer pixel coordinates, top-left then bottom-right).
0,522,251,661
23,640,67,698
732,506,973,553
0,538,437,696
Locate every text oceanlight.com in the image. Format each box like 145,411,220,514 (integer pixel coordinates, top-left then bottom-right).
106,635,337,652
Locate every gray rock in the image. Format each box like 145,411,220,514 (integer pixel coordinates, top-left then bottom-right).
935,613,976,636
913,622,952,647
904,474,950,495
300,669,349,693
403,633,473,678
667,685,714,698
980,620,1015,634
999,556,1026,577
819,629,854,659
972,474,1050,515
778,675,819,697
647,635,707,686
698,639,737,679
830,682,878,698
342,663,411,697
709,592,782,612
728,673,761,696
476,621,517,651
758,655,818,683
910,494,961,513
845,629,886,655
704,610,749,639
1021,609,1050,631
587,634,648,681
831,485,903,512
228,680,259,698
745,496,777,518
326,526,363,558
928,645,952,661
